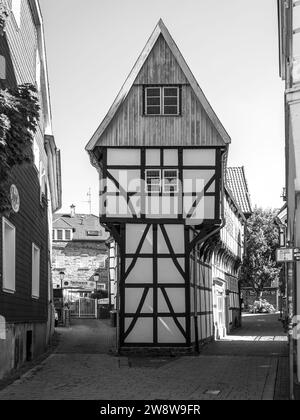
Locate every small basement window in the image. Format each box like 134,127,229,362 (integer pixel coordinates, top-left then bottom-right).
144,86,180,116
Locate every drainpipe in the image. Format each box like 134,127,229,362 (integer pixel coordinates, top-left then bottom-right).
193,150,227,353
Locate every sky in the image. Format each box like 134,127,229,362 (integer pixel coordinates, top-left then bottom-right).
39,0,285,216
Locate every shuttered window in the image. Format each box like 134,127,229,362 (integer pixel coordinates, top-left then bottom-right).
144,86,180,116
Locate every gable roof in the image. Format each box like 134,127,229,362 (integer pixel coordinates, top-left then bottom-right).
226,167,252,216
86,19,231,152
53,213,109,241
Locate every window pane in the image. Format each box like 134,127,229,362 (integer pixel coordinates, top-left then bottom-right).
146,106,161,115
65,230,71,240
163,170,178,193
147,97,160,106
146,88,160,97
164,106,178,115
146,170,161,192
164,87,178,96
3,219,16,292
57,230,63,240
164,97,178,106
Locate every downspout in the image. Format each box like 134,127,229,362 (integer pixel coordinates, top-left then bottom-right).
193,149,227,353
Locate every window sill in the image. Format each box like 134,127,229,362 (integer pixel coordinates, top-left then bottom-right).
143,114,181,117
2,288,15,294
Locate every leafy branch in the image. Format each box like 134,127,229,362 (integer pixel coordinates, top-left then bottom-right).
0,2,9,36
0,84,40,214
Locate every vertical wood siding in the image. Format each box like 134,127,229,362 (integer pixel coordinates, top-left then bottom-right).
98,35,224,147
0,1,50,323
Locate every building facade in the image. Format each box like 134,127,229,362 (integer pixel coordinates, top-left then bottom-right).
0,0,61,379
278,0,300,399
86,20,248,353
52,208,110,318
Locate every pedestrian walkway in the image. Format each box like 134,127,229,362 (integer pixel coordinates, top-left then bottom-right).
55,318,116,354
0,314,289,400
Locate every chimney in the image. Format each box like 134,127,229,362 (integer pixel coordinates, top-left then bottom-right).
70,204,76,218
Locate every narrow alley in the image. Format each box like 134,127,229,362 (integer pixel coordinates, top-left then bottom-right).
0,314,288,400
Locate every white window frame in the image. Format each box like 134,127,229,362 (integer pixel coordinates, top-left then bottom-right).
32,243,40,299
80,255,89,269
162,86,180,116
2,218,16,294
98,283,106,291
53,229,73,241
145,169,161,193
145,86,180,116
54,254,65,270
35,48,41,91
0,55,6,80
33,138,40,173
39,162,46,197
162,169,179,193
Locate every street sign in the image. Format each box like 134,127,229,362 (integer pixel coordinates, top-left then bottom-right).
276,248,294,262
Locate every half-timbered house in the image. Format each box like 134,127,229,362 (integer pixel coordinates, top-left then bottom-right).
86,20,248,353
0,0,61,378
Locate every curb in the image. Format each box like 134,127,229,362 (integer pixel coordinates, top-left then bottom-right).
262,358,279,400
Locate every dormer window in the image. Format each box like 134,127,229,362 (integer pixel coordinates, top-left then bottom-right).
53,229,73,241
144,86,180,116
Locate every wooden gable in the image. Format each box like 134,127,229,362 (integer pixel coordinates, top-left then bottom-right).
134,34,188,85
86,20,230,151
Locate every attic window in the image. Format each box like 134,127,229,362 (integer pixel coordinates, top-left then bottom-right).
86,231,101,237
144,86,180,116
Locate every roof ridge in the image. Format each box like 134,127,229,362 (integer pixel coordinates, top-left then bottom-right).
86,20,231,151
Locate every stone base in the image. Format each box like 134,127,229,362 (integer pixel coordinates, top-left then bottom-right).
0,321,49,380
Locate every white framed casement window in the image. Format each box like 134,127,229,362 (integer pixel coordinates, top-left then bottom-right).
53,229,72,241
35,49,41,91
56,229,63,240
33,139,40,173
32,243,40,299
145,169,161,193
55,255,65,270
2,218,16,293
163,169,179,193
80,255,89,269
39,162,46,197
0,55,6,79
144,86,180,116
11,0,21,28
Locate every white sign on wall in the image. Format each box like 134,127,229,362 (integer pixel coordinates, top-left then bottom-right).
276,248,294,262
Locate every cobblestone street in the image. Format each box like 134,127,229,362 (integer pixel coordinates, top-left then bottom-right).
0,314,288,400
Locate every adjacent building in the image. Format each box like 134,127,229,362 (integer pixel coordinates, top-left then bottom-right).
86,20,249,353
0,0,61,379
278,0,300,399
52,207,110,319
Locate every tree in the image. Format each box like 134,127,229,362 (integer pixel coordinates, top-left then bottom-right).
0,84,40,214
239,207,281,298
